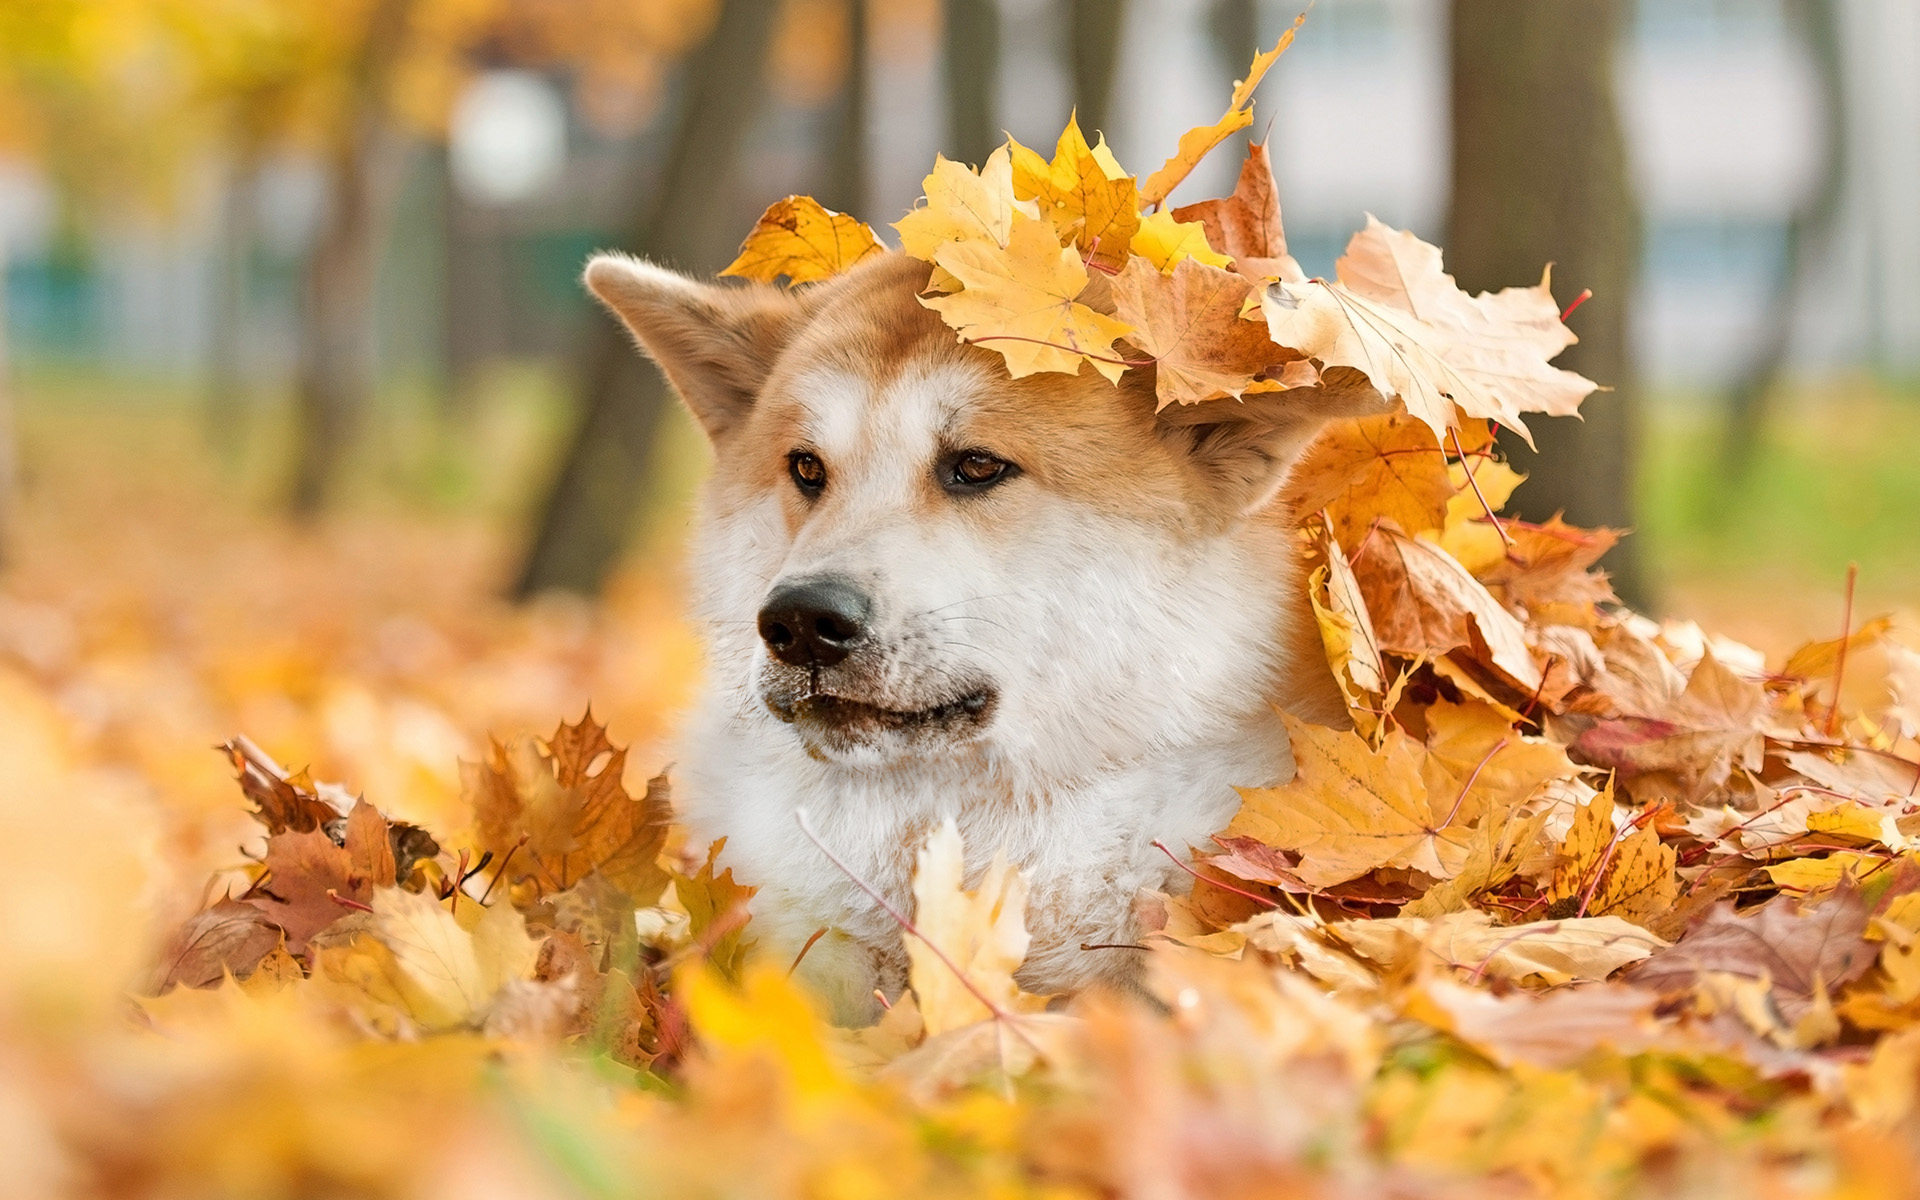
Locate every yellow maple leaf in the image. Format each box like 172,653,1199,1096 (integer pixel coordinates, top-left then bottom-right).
1229,713,1473,887
368,888,539,1031
1258,217,1596,445
719,194,885,285
1007,113,1141,272
1139,12,1304,206
1129,209,1233,273
921,212,1134,382
907,818,1050,1037
894,146,1028,261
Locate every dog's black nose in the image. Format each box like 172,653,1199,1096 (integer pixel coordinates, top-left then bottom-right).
758,576,872,668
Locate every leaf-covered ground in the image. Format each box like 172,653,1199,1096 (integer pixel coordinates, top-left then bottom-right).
12,46,1920,1200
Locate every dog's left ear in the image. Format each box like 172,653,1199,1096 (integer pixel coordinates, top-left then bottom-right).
1154,366,1390,518
584,253,811,442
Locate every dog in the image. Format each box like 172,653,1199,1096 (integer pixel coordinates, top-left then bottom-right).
586,249,1377,1024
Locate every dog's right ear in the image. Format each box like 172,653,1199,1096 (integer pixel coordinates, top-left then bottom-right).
584,254,811,442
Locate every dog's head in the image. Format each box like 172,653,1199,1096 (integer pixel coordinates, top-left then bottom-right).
588,252,1375,777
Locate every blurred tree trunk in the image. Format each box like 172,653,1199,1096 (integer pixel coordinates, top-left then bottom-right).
287,0,413,518
819,0,870,217
1207,0,1256,159
206,149,258,460
1069,0,1127,138
512,0,781,598
1447,0,1646,607
1721,0,1845,479
944,0,1000,166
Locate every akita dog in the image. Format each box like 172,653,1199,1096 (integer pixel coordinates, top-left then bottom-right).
587,250,1377,1024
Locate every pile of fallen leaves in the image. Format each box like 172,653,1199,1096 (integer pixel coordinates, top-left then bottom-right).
11,24,1920,1200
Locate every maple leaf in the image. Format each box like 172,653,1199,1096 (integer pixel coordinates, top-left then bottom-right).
1258,217,1596,445
908,818,1050,1036
1291,411,1457,546
1633,888,1874,1022
1139,13,1303,206
370,887,541,1031
1476,515,1621,611
245,799,398,953
921,211,1135,382
894,146,1027,262
1229,714,1474,887
1350,520,1542,691
1128,209,1234,273
1337,911,1667,985
465,712,671,903
1108,255,1294,407
673,837,758,982
1007,114,1141,273
1543,786,1677,929
1570,651,1767,794
223,736,343,835
1170,142,1303,282
149,899,283,993
719,194,884,284
1414,978,1664,1069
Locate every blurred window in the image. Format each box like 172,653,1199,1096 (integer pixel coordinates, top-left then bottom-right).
450,71,569,207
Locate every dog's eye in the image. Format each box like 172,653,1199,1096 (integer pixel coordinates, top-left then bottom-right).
789,451,827,494
947,450,1015,491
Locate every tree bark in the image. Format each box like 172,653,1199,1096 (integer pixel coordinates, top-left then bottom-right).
1069,0,1128,139
819,0,870,218
511,0,782,598
943,0,1001,167
1206,0,1257,161
1447,0,1647,607
206,150,258,460
1720,0,1844,479
287,0,415,518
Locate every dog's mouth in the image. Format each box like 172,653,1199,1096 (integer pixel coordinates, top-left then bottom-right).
765,683,997,744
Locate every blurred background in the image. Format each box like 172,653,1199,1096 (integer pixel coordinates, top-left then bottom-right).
0,0,1913,842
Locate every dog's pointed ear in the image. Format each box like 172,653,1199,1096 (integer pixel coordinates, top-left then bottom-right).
1154,366,1391,518
584,253,811,441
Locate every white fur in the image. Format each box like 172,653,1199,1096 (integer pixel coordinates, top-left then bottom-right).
672,359,1302,1024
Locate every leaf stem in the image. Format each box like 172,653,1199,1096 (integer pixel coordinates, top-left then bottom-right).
1448,426,1512,550
1151,839,1277,909
1826,562,1859,738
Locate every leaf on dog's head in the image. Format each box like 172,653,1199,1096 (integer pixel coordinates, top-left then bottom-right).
720,195,884,285
894,147,1029,262
921,212,1135,383
1171,142,1303,283
1128,209,1232,274
1139,13,1303,206
1289,411,1457,547
1259,218,1596,445
908,818,1050,1036
1108,255,1292,408
1008,114,1140,273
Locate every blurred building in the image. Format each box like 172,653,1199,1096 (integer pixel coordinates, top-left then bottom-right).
1,0,1916,392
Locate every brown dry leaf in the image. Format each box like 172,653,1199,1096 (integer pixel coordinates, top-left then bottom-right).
1258,217,1596,445
1335,911,1666,985
1229,714,1471,887
908,818,1051,1037
150,899,283,993
1477,516,1622,611
1139,13,1302,206
673,837,759,981
923,212,1135,382
1544,790,1677,929
1633,887,1874,1022
245,799,398,953
1008,114,1141,273
1308,536,1385,699
1413,978,1665,1068
467,712,671,903
1351,521,1542,691
1171,141,1303,282
1292,412,1456,547
719,194,885,284
222,738,342,835
1570,651,1767,794
1108,255,1290,407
